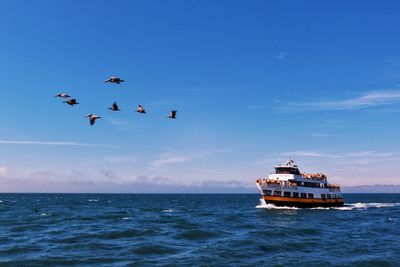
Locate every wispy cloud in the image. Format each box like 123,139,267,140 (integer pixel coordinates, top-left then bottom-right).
105,118,143,131
246,105,266,110
0,140,116,148
281,90,400,111
104,156,138,163
150,148,236,169
150,152,190,168
255,150,400,167
280,150,398,158
0,166,9,177
0,174,256,193
276,51,287,60
307,133,338,138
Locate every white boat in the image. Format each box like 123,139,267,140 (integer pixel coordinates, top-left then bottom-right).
256,159,344,207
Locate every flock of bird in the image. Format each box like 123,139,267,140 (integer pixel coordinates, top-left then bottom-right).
54,76,177,126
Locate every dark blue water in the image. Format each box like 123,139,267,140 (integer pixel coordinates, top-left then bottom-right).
0,194,399,266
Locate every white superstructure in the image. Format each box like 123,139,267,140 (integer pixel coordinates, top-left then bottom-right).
256,159,343,207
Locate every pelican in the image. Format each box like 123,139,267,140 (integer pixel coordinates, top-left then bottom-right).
55,93,71,98
168,110,177,119
84,114,101,125
104,76,124,84
136,104,146,113
63,99,79,106
108,102,121,111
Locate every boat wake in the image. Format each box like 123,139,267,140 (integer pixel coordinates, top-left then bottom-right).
255,199,299,210
256,199,400,210
332,202,400,211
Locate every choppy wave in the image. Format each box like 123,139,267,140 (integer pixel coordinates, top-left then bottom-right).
0,193,399,266
162,209,174,212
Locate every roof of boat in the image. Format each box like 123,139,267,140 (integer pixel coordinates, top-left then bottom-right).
274,159,299,169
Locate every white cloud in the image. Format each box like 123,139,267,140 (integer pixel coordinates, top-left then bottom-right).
280,150,398,159
282,90,400,111
0,140,116,148
307,133,337,137
104,156,138,163
276,51,287,60
149,148,236,169
0,166,9,177
106,118,143,130
150,152,190,168
0,174,256,193
246,105,266,110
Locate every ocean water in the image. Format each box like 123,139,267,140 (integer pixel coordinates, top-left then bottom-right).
0,194,399,266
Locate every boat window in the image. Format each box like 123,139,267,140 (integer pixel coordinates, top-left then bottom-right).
274,191,282,196
300,193,307,198
275,167,300,175
321,194,326,199
326,194,332,199
332,194,337,199
263,190,272,196
293,192,299,198
283,191,291,197
303,182,320,188
308,193,314,199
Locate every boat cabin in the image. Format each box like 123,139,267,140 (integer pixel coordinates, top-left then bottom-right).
274,159,301,175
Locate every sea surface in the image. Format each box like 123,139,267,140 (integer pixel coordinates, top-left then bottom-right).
0,193,399,266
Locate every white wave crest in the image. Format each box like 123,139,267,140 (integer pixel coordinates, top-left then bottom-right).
162,209,174,212
310,207,330,210
256,199,299,210
337,202,400,210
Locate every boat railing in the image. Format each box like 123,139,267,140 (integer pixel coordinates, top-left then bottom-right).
283,184,298,189
329,188,341,192
328,184,341,192
301,173,327,181
256,179,297,189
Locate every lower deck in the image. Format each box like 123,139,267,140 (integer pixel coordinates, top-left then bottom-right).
262,195,344,208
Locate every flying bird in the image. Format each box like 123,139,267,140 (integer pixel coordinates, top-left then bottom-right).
63,99,79,106
55,93,71,98
136,104,146,113
104,76,124,84
167,110,177,119
108,102,121,111
84,114,101,125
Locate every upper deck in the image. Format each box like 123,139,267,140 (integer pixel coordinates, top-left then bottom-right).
274,159,300,175
268,159,329,183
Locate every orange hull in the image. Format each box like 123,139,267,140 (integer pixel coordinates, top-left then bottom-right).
262,195,344,208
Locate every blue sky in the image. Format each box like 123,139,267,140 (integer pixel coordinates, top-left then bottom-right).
1,0,400,192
